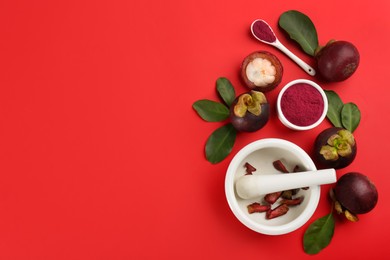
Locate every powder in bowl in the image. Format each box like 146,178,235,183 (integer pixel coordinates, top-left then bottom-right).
281,83,324,126
277,79,328,131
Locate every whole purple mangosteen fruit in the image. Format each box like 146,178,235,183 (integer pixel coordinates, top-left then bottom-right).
334,172,378,215
230,90,270,132
313,127,357,169
315,40,360,82
331,172,378,222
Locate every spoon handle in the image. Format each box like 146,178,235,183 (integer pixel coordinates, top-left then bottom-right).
274,40,316,76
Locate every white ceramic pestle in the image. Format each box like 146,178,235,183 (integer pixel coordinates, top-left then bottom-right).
235,168,336,200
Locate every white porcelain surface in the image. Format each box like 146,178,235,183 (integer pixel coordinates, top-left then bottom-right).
225,138,320,235
235,168,335,200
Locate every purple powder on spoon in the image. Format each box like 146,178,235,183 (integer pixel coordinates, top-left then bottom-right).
252,20,276,43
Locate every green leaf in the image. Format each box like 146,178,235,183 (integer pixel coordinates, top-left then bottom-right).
341,102,361,132
216,77,236,107
303,213,335,255
279,10,319,56
324,90,344,127
193,99,230,122
205,123,237,164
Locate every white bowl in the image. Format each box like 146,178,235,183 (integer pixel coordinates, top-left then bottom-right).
276,79,328,131
225,138,320,235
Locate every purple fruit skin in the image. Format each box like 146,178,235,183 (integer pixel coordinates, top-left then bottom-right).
229,95,270,132
313,127,357,169
334,172,378,214
316,41,360,82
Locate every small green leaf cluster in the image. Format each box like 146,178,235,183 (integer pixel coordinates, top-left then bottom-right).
192,77,237,164
324,90,361,133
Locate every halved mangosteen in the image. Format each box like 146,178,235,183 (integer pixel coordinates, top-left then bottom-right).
240,51,283,92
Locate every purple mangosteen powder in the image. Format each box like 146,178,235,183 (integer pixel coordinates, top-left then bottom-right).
252,20,276,43
280,83,324,126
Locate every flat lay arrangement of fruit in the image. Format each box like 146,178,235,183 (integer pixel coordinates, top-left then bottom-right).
193,10,378,255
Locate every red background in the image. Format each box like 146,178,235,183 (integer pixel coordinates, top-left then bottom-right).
1,0,389,259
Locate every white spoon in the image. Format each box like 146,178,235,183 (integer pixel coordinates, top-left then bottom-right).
235,168,336,200
251,19,316,76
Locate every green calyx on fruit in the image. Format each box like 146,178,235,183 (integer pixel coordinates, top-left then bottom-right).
330,189,360,222
233,91,267,117
344,209,359,222
320,129,355,161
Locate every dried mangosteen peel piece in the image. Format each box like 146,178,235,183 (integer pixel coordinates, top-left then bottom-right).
264,191,283,204
247,202,271,214
280,196,304,206
233,91,267,117
266,203,289,219
244,162,256,175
